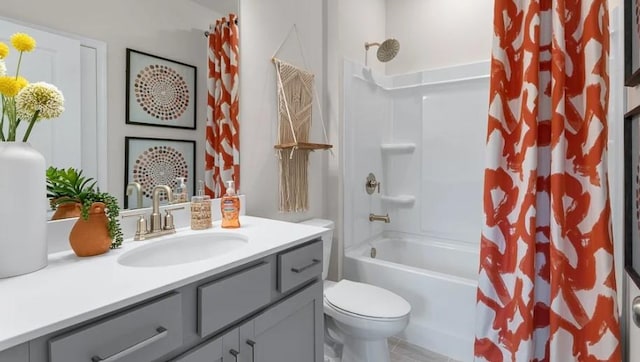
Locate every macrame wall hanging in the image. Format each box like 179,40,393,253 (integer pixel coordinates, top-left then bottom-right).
272,25,331,212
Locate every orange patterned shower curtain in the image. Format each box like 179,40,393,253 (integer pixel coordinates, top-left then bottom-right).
205,14,239,198
475,1,621,361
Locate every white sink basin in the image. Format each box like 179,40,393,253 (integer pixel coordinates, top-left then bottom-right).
117,232,248,267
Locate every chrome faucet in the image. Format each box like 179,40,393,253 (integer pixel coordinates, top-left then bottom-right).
151,185,173,232
125,182,143,209
369,213,390,223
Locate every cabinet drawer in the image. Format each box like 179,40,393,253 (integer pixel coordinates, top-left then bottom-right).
199,262,272,337
278,240,323,293
49,293,182,362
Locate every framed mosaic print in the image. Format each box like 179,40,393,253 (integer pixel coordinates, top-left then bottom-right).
625,105,640,287
124,137,195,209
625,0,640,86
126,49,197,129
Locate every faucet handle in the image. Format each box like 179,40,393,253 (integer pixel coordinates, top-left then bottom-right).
122,211,148,240
365,173,381,194
163,206,184,231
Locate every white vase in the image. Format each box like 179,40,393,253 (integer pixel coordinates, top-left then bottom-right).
0,142,47,278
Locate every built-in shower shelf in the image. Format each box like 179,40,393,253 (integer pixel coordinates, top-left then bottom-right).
381,194,416,206
380,143,416,154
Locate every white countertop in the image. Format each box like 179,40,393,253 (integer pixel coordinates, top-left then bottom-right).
0,216,326,351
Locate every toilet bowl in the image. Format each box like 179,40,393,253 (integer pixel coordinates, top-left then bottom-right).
300,219,411,362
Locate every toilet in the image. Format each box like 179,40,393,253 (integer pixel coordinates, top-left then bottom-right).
300,219,411,362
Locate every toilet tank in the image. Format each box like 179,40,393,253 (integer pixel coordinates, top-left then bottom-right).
299,218,334,279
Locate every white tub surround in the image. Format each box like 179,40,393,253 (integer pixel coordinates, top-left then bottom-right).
344,233,479,362
343,60,490,250
0,216,325,352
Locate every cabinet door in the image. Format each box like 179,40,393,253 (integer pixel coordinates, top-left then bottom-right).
249,281,323,362
173,335,223,362
222,328,240,362
173,328,240,362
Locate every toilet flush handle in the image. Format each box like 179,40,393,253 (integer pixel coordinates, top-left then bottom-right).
633,296,640,328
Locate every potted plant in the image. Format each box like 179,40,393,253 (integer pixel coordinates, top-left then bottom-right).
46,167,96,220
68,190,124,256
47,166,123,256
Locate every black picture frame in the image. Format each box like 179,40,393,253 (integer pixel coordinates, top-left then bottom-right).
624,105,640,289
126,48,197,129
625,0,640,86
124,137,196,209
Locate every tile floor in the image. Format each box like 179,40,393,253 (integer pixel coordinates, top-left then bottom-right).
388,337,461,362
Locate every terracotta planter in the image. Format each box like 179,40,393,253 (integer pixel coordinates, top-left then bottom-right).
51,202,81,220
69,202,112,257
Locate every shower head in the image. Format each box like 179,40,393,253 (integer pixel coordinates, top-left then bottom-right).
365,38,400,63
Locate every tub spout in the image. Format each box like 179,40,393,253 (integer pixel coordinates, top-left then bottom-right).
369,213,390,223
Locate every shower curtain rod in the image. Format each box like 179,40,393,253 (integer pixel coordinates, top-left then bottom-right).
204,18,238,37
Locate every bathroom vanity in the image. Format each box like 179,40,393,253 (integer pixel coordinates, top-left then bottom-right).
0,217,325,362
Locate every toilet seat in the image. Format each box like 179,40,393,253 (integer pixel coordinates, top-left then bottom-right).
324,280,410,320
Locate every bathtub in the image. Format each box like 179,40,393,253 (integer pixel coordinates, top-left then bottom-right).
344,233,479,362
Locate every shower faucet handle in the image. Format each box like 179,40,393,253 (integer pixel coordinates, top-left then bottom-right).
366,173,380,194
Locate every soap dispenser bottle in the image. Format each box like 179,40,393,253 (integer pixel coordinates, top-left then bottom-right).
174,177,188,203
190,180,211,230
221,180,240,228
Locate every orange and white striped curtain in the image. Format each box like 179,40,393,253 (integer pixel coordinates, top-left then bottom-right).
205,14,239,198
475,1,621,361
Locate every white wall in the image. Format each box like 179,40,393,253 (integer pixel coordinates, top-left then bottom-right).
238,0,325,221
338,0,387,75
0,0,223,205
326,0,386,278
385,0,493,75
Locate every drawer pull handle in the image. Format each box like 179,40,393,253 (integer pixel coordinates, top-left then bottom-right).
229,349,240,361
291,259,321,273
90,326,168,362
247,339,256,361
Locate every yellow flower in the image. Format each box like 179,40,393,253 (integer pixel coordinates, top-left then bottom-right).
10,33,36,52
0,42,8,59
15,76,28,90
0,76,21,97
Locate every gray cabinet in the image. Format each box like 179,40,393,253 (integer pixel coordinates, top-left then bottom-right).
198,262,272,338
190,280,323,362
172,327,243,362
0,343,28,362
178,240,324,362
6,239,323,362
249,280,323,362
48,293,183,362
277,241,323,293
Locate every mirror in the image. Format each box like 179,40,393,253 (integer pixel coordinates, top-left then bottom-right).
1,0,238,215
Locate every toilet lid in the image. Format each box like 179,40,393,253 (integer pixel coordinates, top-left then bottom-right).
324,280,410,319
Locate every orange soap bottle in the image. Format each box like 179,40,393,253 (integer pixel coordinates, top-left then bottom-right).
220,180,240,228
